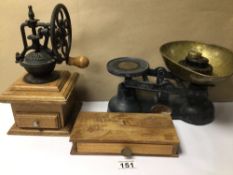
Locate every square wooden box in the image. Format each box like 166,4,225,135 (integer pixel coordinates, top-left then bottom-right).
0,71,79,136
70,112,180,157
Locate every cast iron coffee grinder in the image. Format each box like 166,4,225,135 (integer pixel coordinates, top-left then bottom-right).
16,4,89,83
107,41,233,125
0,4,89,136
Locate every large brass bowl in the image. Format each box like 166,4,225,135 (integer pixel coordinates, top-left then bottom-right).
160,41,233,84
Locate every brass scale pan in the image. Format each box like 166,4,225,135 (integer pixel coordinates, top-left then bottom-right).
108,41,233,85
160,41,233,84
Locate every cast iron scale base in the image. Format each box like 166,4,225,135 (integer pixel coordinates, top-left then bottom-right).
108,41,233,125
107,57,214,125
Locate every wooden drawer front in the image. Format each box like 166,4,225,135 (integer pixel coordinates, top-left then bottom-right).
15,113,60,129
75,143,177,156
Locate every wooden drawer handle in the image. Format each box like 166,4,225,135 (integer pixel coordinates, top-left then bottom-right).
121,147,133,158
32,120,40,127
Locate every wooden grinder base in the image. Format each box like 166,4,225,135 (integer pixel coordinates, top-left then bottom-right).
0,71,80,136
8,123,71,136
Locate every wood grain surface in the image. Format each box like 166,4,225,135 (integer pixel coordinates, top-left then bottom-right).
71,112,179,144
0,71,79,104
14,113,60,129
74,143,177,156
70,112,179,156
8,124,70,136
0,71,80,136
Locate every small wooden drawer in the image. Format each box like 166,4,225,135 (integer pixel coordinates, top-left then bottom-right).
74,142,178,156
15,113,60,129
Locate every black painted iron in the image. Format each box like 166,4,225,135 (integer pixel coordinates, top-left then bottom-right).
107,57,214,125
179,50,213,75
16,4,72,83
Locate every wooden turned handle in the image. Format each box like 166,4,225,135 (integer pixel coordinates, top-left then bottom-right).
67,56,89,68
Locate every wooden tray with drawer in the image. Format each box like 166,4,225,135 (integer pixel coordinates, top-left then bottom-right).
70,112,180,157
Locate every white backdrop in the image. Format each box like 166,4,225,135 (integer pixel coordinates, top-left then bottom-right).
0,102,233,175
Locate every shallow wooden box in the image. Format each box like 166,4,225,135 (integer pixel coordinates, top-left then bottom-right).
0,71,79,136
70,112,180,157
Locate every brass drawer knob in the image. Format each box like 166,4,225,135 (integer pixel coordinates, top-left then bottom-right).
32,121,40,127
121,147,132,158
